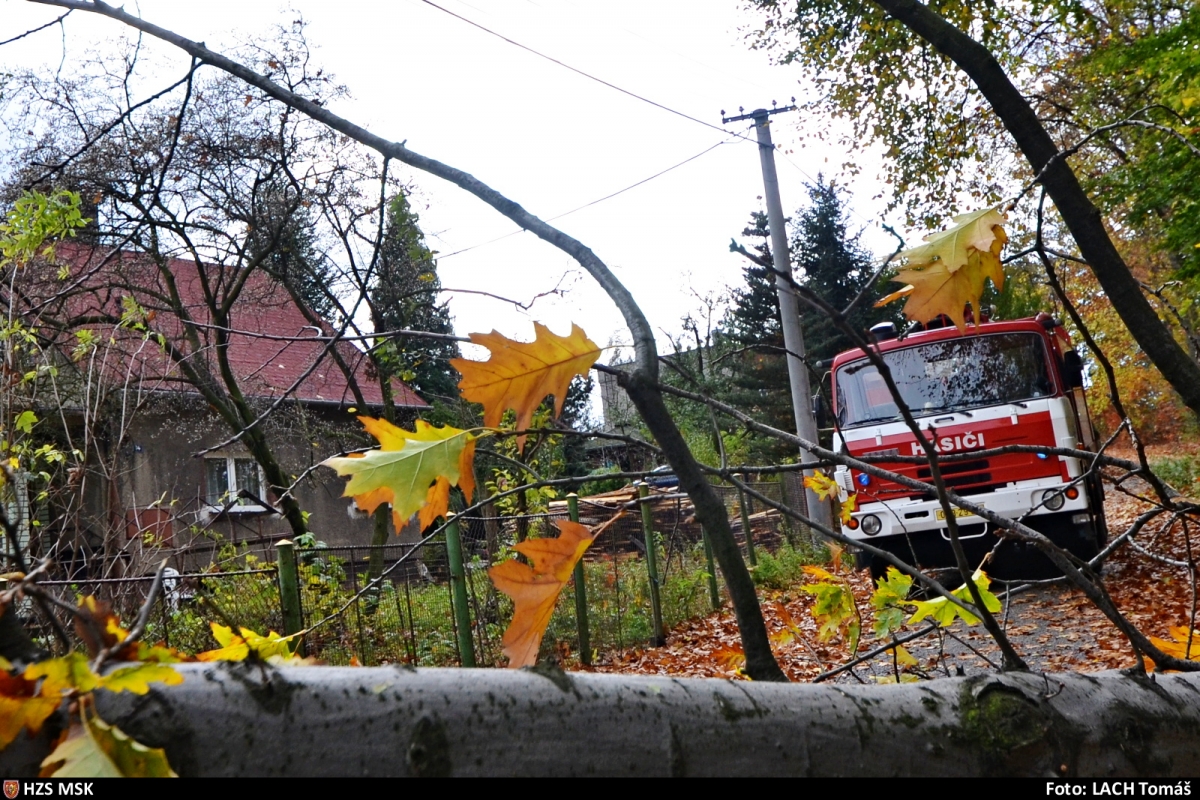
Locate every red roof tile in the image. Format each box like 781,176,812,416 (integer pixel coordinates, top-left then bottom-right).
28,244,426,409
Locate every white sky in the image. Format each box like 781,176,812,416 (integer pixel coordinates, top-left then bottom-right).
1,0,904,366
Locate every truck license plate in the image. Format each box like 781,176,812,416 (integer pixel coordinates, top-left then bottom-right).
936,506,979,520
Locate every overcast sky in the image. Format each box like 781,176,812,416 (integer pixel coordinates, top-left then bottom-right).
1,0,902,365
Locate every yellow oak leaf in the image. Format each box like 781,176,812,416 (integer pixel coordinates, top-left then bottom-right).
195,623,249,662
876,208,1007,332
41,709,176,778
98,664,183,695
839,492,858,525
196,623,303,663
802,565,837,582
803,471,840,501
884,644,918,667
322,417,478,531
488,520,597,668
451,323,600,451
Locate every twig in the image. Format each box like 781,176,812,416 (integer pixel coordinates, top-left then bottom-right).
93,558,169,671
812,622,938,683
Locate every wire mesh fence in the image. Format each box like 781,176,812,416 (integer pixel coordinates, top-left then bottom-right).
291,541,502,667
286,476,825,668
22,567,282,656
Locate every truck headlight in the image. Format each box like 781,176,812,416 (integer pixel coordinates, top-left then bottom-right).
1040,489,1066,511
861,514,882,536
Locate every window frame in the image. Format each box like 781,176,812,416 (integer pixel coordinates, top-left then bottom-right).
204,454,271,513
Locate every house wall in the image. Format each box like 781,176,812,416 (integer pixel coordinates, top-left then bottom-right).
118,393,422,570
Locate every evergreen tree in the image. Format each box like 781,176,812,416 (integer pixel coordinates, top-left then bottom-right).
792,177,896,364
719,211,796,462
720,179,895,461
247,185,337,320
371,193,460,403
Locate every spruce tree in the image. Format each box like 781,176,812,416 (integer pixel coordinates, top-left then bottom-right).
371,193,460,403
720,179,894,461
719,212,796,462
792,177,893,364
247,185,337,320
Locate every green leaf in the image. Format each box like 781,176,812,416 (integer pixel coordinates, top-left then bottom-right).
871,566,914,637
874,607,906,639
13,411,37,434
907,569,1001,628
872,566,913,609
801,581,859,646
322,418,478,531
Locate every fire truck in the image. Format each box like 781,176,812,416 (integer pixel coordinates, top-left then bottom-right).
823,311,1107,582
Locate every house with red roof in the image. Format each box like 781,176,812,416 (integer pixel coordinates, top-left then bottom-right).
14,244,428,575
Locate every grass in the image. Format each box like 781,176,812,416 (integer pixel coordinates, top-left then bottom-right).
1150,454,1200,496
139,530,829,668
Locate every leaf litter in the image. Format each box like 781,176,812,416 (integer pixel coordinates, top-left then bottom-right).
583,476,1198,682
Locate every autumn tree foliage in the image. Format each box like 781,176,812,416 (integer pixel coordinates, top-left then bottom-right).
747,0,1200,423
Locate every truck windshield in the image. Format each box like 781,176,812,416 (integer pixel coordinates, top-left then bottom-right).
835,332,1054,428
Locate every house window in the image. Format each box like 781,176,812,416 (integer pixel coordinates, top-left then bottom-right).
205,456,267,509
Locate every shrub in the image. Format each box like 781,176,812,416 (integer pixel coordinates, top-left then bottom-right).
1150,455,1200,497
751,540,826,589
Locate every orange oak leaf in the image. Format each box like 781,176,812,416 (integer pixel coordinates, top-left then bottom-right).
451,323,600,451
323,417,477,531
1148,626,1200,669
488,519,597,668
0,671,60,750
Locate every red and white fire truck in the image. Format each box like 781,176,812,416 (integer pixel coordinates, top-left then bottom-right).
825,312,1107,581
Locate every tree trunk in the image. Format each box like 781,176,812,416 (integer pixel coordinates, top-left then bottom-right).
4,664,1198,777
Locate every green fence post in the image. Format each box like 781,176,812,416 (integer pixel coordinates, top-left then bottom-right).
700,524,721,611
275,539,304,654
567,493,592,665
444,513,477,668
777,473,797,547
636,482,666,647
736,475,758,567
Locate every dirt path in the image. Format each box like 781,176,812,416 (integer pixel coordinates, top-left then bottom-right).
583,479,1197,682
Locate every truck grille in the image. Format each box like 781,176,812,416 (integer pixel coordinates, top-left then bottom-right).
913,459,994,498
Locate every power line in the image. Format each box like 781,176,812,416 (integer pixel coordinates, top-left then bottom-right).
415,2,898,249
416,0,757,145
775,146,892,232
438,138,732,259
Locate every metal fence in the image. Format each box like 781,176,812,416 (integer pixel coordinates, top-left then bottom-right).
292,541,485,667
13,476,822,666
286,476,824,668
24,567,282,656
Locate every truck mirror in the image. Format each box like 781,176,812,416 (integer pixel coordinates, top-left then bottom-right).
1062,350,1084,389
811,393,830,428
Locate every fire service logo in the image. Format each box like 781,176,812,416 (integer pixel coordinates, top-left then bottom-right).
4,781,18,799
